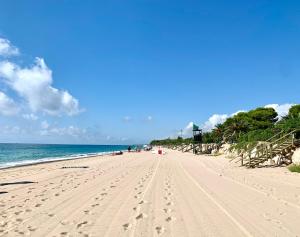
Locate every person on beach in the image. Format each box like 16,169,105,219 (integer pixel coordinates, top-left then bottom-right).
128,146,132,152
112,151,123,156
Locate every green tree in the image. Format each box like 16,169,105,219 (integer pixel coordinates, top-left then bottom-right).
288,105,300,118
247,107,278,129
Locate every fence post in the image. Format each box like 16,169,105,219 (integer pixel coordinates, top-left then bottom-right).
241,154,244,166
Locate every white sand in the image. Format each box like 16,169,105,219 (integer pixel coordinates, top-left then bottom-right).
1,150,300,236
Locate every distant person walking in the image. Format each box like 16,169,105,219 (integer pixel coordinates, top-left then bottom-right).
128,146,132,152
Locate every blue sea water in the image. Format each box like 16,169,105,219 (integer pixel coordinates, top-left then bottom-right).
0,143,130,168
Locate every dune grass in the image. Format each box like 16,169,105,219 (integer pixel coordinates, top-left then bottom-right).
288,164,300,173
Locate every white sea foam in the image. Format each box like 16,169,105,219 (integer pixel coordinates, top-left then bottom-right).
0,151,121,169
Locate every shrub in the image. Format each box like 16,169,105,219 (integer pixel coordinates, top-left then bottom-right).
288,164,300,173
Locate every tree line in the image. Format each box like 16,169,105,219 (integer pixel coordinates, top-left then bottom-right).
150,105,300,148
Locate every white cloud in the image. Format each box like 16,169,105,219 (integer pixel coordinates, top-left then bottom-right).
264,103,294,118
1,125,24,135
202,110,245,132
40,124,86,137
0,91,19,116
181,121,194,137
0,58,82,116
22,113,38,121
202,114,229,132
0,38,19,57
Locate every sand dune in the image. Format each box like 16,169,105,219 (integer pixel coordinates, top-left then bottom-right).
1,150,300,236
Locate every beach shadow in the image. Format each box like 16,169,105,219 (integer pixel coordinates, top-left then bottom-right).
61,166,89,169
0,191,8,194
0,181,37,186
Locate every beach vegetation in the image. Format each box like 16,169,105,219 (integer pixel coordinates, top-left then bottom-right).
288,164,300,173
288,105,300,119
150,104,300,147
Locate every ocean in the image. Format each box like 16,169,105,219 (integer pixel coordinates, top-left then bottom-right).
0,143,130,169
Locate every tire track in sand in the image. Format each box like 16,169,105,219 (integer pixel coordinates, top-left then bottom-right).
177,160,253,237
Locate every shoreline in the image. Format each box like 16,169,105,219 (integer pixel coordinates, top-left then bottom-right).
0,150,128,171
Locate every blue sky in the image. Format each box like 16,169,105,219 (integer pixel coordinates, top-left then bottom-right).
0,0,299,144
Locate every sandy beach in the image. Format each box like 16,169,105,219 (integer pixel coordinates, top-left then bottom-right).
1,150,300,237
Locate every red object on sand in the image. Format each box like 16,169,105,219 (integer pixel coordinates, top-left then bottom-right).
158,149,162,155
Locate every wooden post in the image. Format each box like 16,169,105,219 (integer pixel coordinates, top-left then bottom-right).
241,154,244,166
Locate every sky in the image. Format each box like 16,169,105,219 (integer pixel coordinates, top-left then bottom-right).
0,0,299,144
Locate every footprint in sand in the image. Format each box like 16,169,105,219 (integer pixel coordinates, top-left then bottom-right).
0,222,8,228
17,230,26,235
136,213,147,220
48,213,55,217
35,204,42,207
27,225,37,232
166,202,174,206
155,226,165,235
77,221,88,228
100,193,108,196
60,221,70,226
122,223,132,231
16,218,23,223
78,232,89,237
163,208,172,214
138,200,148,205
165,216,176,222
